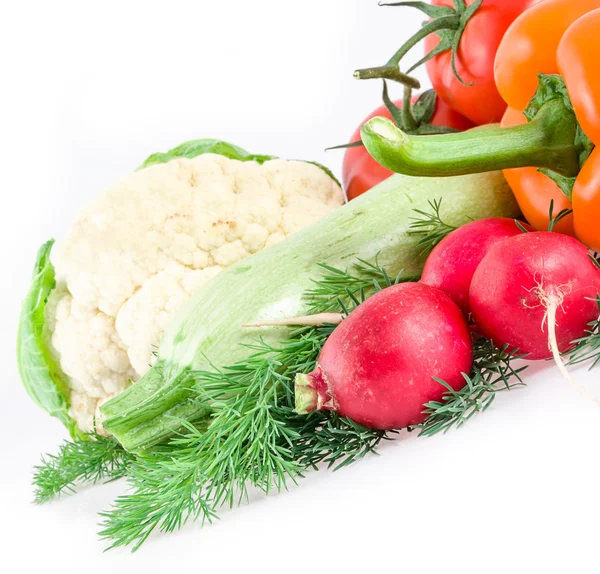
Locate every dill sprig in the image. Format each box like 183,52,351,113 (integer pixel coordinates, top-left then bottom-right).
37,258,529,551
416,338,527,437
99,262,403,550
307,257,418,313
33,435,133,504
408,198,457,255
99,260,530,550
547,198,573,232
568,296,600,369
285,410,393,471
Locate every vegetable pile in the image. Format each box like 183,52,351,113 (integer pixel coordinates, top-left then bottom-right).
17,0,600,551
361,0,600,250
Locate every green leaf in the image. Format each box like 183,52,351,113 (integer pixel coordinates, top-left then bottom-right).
139,138,340,186
412,89,437,125
302,161,341,187
138,138,276,170
17,241,81,438
381,80,405,129
325,141,364,151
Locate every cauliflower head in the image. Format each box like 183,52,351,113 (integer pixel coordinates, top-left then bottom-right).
29,148,342,435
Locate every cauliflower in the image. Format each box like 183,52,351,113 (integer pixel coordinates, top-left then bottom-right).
45,153,343,433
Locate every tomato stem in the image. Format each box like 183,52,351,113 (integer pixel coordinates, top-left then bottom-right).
354,15,457,85
353,65,420,89
356,1,483,87
401,85,418,132
360,99,581,178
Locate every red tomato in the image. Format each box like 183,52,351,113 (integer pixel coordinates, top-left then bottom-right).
342,97,474,201
424,0,534,125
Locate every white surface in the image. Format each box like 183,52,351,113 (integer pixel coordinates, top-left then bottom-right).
1,1,599,572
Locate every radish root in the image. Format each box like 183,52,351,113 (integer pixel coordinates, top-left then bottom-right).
242,312,344,328
543,288,600,407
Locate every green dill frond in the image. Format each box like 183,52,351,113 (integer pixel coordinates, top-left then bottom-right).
73,258,528,550
33,435,133,504
100,333,318,550
416,338,527,437
306,257,418,314
283,410,393,471
568,296,600,369
100,327,396,551
98,260,532,550
99,261,406,550
547,199,573,232
408,198,457,255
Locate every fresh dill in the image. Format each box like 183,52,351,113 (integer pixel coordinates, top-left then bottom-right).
307,257,418,313
99,261,405,550
514,220,530,233
33,435,133,504
408,198,457,255
416,338,527,437
547,198,573,232
568,295,600,369
285,410,393,471
35,258,531,551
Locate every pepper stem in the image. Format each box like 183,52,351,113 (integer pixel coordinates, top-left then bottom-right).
360,99,581,178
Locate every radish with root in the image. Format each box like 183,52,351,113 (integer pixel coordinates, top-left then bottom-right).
421,218,531,314
469,232,600,395
294,282,473,429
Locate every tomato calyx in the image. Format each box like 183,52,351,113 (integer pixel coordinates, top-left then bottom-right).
329,83,461,154
384,83,461,135
354,0,483,88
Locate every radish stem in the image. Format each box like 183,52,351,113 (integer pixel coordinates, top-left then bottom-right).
294,373,319,414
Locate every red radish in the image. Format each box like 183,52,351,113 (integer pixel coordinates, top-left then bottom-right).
421,218,531,314
294,282,473,429
470,232,600,395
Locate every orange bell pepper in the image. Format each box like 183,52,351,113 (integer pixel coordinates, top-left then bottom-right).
495,0,600,245
359,0,600,251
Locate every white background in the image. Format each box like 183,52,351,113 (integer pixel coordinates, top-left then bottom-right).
1,1,599,572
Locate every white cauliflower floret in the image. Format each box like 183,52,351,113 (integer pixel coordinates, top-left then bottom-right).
49,284,136,398
116,261,222,377
46,154,343,433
